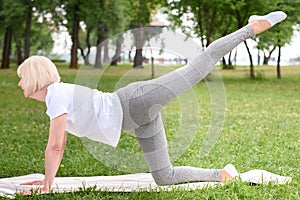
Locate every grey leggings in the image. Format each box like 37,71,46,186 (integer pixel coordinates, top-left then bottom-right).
115,25,254,185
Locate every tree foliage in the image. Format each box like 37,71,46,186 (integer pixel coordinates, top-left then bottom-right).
0,0,57,68
0,0,299,72
166,0,300,78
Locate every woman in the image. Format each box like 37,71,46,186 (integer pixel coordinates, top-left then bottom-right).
18,11,287,195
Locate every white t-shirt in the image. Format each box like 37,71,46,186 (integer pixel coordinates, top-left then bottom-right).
45,82,123,147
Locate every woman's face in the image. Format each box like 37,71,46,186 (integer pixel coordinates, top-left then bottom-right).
18,79,27,97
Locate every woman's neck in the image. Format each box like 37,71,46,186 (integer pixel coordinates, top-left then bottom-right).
29,86,48,102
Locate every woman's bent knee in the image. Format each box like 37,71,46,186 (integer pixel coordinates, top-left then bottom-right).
151,166,174,186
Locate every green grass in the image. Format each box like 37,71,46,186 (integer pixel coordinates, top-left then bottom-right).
0,64,299,199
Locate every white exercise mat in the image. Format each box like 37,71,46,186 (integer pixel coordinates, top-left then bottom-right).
0,170,292,199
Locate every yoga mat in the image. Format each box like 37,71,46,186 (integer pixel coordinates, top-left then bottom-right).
0,170,291,199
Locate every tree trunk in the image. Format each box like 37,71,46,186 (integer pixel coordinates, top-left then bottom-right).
133,22,144,68
277,45,281,79
95,29,104,68
1,27,13,69
24,9,32,60
111,35,122,65
257,49,260,66
15,35,23,65
244,41,255,79
263,54,269,65
79,47,86,65
95,40,103,68
202,4,212,47
222,57,227,67
196,9,205,48
94,25,108,68
69,5,80,69
78,28,92,66
84,52,91,66
233,48,237,65
134,49,143,68
84,28,91,65
103,40,109,63
228,51,232,66
263,46,276,65
128,50,132,62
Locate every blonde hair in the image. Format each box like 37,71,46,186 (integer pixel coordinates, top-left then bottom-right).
17,56,60,96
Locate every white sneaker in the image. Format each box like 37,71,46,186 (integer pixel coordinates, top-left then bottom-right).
224,163,239,178
248,11,287,26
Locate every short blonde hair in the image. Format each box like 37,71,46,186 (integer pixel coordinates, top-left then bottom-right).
17,56,60,96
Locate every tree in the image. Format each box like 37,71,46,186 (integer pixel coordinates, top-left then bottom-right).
1,27,13,69
55,0,87,69
62,0,81,69
111,34,124,65
70,4,80,69
77,1,99,66
74,0,128,68
167,0,250,70
22,0,50,61
166,0,299,78
237,0,300,78
93,0,130,68
0,0,26,69
23,0,34,60
0,0,56,68
167,0,235,48
78,26,95,66
126,0,167,68
257,26,292,79
93,0,110,69
109,2,129,66
13,14,54,64
254,0,299,78
107,1,128,66
275,0,300,78
29,19,54,56
256,25,292,66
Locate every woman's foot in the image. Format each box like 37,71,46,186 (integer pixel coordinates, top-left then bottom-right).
248,11,287,34
221,164,239,183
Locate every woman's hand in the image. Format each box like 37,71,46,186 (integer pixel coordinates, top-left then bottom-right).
18,180,50,195
18,187,50,196
20,179,44,186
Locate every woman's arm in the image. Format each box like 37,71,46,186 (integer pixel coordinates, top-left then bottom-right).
43,113,68,192
20,113,67,195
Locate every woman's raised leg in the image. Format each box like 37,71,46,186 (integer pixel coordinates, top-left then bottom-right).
116,11,287,129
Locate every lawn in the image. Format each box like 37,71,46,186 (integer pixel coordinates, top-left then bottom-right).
0,64,299,199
